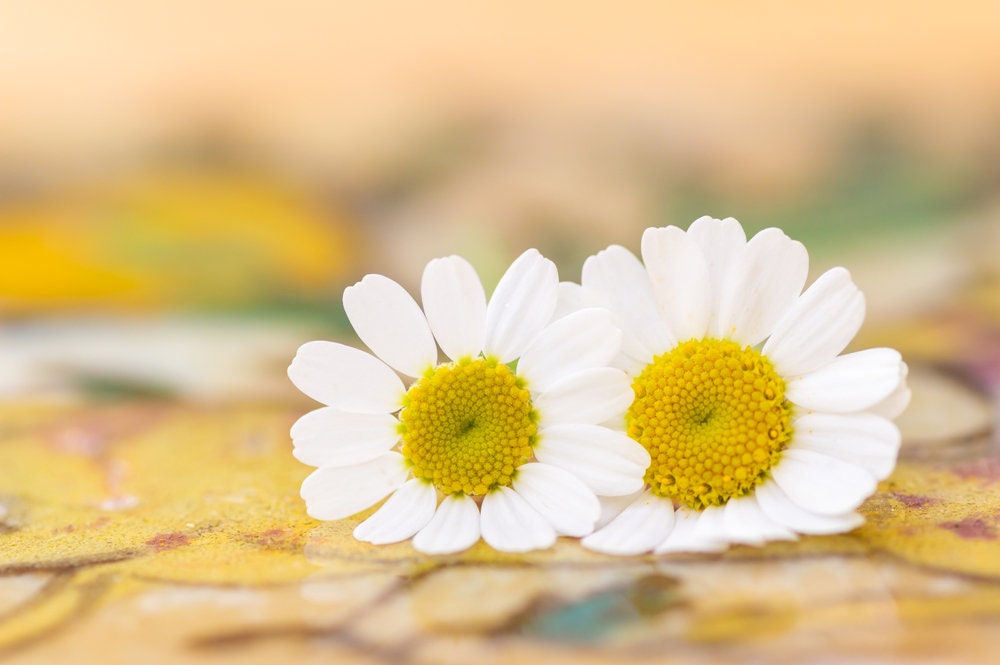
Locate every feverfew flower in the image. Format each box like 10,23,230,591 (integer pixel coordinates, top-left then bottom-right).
288,250,649,555
568,217,910,555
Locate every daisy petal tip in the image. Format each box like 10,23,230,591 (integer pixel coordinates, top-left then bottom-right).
484,249,559,362
480,487,557,553
342,273,437,378
299,455,408,522
581,492,674,556
287,341,404,414
513,463,600,538
412,495,481,555
580,531,652,556
518,308,624,392
352,479,436,545
421,253,488,361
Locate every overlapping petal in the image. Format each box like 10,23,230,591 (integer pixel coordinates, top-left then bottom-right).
755,480,865,535
517,308,621,393
535,424,649,496
722,494,796,545
792,412,901,481
581,491,674,555
641,226,711,342
353,479,437,545
300,453,409,521
533,367,633,427
343,274,438,378
421,255,487,361
582,244,673,361
771,448,877,516
291,407,399,468
513,463,601,537
288,341,405,414
687,216,746,337
480,486,557,552
716,227,808,346
412,495,481,555
762,267,866,377
786,348,904,413
484,249,559,363
654,508,727,554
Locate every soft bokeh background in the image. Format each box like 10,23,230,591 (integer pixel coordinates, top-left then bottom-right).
4,5,1000,663
0,1,998,407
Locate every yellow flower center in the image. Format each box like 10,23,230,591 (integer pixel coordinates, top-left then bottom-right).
627,338,793,510
400,357,537,496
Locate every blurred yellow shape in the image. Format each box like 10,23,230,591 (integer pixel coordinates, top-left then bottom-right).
0,170,359,313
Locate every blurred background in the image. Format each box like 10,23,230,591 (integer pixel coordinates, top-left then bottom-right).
0,1,998,421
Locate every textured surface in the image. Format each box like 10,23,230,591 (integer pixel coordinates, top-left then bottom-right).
0,364,997,665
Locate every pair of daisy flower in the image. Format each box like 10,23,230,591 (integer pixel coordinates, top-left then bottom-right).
288,217,909,555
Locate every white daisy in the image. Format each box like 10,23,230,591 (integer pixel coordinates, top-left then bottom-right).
288,250,650,555
568,217,910,555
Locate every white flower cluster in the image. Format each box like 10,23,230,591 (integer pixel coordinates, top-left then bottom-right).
289,217,909,555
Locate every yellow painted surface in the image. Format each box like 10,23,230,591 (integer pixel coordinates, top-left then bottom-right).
1,396,999,664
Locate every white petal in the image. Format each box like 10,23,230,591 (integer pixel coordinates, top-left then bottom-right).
581,491,674,555
343,274,437,378
513,463,600,537
421,255,487,361
552,281,591,320
412,494,481,555
534,367,634,427
786,348,904,413
517,308,622,393
690,504,730,543
300,453,409,521
762,267,866,377
716,227,809,347
614,352,649,377
867,362,911,420
594,489,647,529
290,407,399,468
480,486,556,552
792,412,901,481
770,448,877,516
687,216,748,338
353,479,437,545
755,479,865,535
581,244,672,359
722,494,796,546
654,507,728,554
484,249,559,363
288,341,405,414
641,226,711,342
535,424,650,496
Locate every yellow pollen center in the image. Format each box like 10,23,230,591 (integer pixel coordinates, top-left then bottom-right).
399,357,537,496
626,338,793,510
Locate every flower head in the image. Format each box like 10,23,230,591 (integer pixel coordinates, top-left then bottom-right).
569,217,910,555
288,250,649,554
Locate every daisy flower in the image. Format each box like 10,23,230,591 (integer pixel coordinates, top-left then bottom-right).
288,250,650,555
567,217,910,555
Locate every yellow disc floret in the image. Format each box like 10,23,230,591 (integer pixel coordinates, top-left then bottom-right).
627,338,793,510
400,357,537,496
